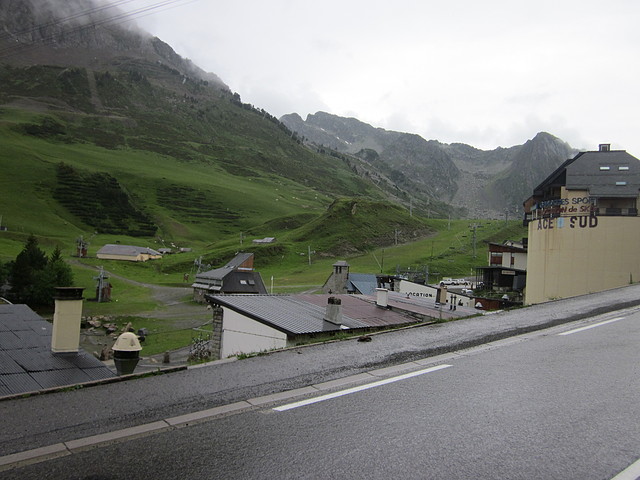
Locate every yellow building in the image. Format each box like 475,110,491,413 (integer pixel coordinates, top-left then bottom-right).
524,144,640,304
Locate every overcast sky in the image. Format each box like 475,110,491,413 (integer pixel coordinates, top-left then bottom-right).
128,0,640,155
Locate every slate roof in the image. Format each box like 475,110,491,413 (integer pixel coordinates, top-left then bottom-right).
565,150,640,197
206,293,420,335
194,253,266,294
347,273,378,295
533,149,640,198
0,304,116,398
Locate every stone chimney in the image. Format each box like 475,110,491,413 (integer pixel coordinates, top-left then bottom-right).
51,287,85,354
324,296,342,325
376,288,389,307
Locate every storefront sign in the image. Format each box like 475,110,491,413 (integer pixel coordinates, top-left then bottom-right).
536,215,599,230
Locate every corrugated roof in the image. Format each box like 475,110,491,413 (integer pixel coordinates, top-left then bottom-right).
207,294,371,335
96,244,162,256
207,293,421,335
0,304,116,398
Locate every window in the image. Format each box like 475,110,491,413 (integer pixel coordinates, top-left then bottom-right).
599,166,610,171
616,181,627,186
619,166,630,171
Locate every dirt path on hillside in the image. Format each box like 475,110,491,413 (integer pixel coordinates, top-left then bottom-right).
69,260,211,323
70,260,211,361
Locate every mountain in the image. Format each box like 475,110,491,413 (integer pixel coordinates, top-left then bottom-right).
281,112,576,218
0,0,227,89
281,111,460,203
1,0,452,264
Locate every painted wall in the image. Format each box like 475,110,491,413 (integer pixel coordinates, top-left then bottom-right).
526,214,640,304
398,280,474,307
221,308,288,358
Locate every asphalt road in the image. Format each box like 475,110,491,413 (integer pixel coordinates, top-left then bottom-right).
3,284,640,478
4,305,640,479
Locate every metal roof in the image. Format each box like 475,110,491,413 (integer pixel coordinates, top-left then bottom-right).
96,244,162,256
207,294,421,335
0,304,116,398
207,294,372,335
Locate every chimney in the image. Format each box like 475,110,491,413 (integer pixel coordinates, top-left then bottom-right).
51,287,85,354
324,296,342,325
376,288,389,307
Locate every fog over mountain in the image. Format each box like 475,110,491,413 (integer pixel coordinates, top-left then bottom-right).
1,0,578,220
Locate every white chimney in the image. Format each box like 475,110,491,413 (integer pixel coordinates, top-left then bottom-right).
324,296,342,325
51,287,85,353
376,288,389,307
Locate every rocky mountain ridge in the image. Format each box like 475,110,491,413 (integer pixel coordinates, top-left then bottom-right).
281,112,576,218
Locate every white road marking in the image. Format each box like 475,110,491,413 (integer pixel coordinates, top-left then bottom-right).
558,317,626,336
273,364,452,412
611,457,640,480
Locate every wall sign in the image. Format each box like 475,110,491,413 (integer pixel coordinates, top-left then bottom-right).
536,215,598,230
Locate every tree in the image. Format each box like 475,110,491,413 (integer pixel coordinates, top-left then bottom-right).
9,236,74,306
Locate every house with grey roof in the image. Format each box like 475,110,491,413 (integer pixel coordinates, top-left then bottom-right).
96,244,162,262
322,261,378,295
0,297,115,398
204,289,476,359
192,253,267,303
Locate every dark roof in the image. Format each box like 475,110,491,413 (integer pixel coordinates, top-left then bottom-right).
565,150,640,197
347,273,378,295
487,242,527,253
195,253,255,282
533,149,640,198
0,304,115,398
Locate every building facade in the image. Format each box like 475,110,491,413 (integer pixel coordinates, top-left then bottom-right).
524,145,640,304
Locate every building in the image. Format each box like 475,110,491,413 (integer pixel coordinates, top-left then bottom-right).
205,289,475,359
96,244,162,262
192,253,267,302
0,290,116,398
475,240,527,297
523,144,640,304
322,261,378,295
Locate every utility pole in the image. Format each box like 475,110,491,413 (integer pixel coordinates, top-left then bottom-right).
469,223,479,259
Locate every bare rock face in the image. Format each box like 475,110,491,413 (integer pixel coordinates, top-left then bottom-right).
282,111,575,217
0,0,227,89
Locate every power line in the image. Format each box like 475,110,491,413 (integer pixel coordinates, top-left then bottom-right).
0,0,140,42
0,0,200,60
